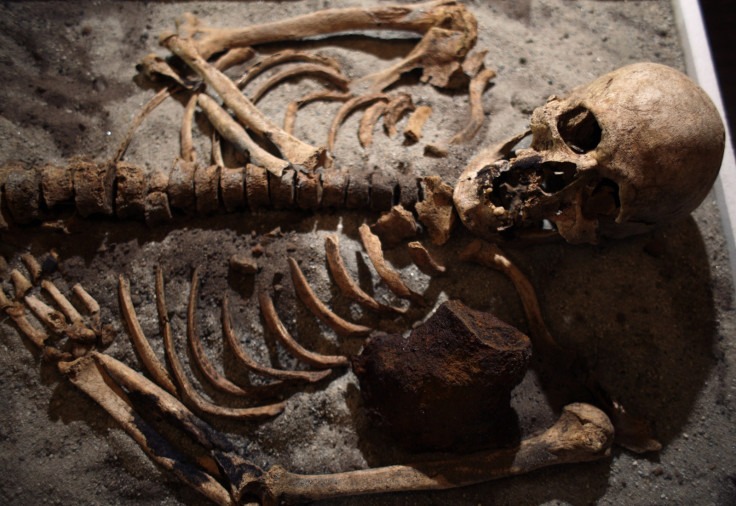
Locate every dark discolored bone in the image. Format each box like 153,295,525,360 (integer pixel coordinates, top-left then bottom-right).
269,168,296,210
41,163,74,210
352,300,532,451
245,163,270,211
369,171,396,212
398,174,420,211
220,166,246,212
167,157,197,213
194,164,221,215
321,169,348,209
345,172,371,210
295,170,322,210
72,159,116,217
145,192,173,227
5,167,43,224
115,162,147,220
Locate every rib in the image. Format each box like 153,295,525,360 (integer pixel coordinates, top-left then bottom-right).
450,67,496,144
155,267,286,419
324,235,406,315
358,100,388,148
285,90,351,135
358,224,425,305
222,294,332,383
250,63,350,104
328,93,390,153
185,268,285,397
408,241,446,275
118,275,178,395
236,50,342,89
259,289,350,369
288,257,372,338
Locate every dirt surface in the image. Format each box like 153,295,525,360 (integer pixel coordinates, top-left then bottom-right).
1,1,735,505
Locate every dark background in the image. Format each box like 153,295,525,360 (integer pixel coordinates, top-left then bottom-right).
701,0,736,144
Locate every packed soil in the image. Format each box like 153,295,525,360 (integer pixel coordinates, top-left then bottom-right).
1,1,734,505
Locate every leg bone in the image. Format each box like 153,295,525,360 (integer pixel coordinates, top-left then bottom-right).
251,403,613,503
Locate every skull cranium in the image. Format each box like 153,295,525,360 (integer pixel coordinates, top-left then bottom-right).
454,62,726,244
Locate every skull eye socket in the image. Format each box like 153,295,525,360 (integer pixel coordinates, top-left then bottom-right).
557,106,601,154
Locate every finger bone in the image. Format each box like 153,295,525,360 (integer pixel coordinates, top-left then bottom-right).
4,302,47,348
10,269,33,300
21,253,43,284
41,279,84,325
72,283,100,315
24,294,67,335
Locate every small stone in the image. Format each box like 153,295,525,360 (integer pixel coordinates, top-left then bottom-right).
230,254,258,275
424,143,448,158
252,244,265,257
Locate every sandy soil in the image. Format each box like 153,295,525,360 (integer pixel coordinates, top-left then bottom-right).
0,1,735,505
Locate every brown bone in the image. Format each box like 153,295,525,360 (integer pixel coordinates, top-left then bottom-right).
250,402,613,503
180,1,476,63
161,35,325,171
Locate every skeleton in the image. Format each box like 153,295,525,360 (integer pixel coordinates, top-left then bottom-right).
0,1,727,504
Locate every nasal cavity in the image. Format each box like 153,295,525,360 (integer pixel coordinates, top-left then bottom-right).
557,106,601,154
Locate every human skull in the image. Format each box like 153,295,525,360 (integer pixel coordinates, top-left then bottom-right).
453,62,726,244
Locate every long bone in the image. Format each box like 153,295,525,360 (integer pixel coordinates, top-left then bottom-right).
56,339,612,505
460,239,662,454
161,34,326,171
248,402,613,504
177,1,477,68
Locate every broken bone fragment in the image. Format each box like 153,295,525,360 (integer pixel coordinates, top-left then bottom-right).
370,205,418,247
416,176,457,245
404,105,432,143
352,300,531,451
